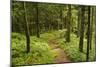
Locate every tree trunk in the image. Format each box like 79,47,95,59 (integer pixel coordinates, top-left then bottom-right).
90,7,93,50
23,2,30,53
66,4,71,42
60,6,63,29
36,3,40,38
86,6,91,61
77,6,81,37
79,6,85,52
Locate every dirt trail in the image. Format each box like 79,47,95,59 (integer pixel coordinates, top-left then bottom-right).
48,39,71,63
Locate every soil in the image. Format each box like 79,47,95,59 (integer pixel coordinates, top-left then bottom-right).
48,38,71,63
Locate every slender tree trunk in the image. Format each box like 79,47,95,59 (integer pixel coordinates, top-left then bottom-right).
36,3,40,38
66,4,71,42
90,7,93,50
64,16,67,28
77,6,81,37
57,21,59,30
60,6,63,29
44,13,48,32
94,7,96,46
44,13,49,31
23,2,30,53
86,6,91,61
79,6,85,52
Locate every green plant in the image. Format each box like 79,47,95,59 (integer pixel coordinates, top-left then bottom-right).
12,33,55,65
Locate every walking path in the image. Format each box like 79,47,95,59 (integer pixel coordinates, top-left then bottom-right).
48,38,71,63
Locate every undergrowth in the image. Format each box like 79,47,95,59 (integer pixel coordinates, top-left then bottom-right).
12,30,96,65
12,33,55,65
58,33,96,62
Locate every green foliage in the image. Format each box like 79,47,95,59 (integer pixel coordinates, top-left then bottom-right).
40,31,61,41
12,28,96,65
12,1,96,64
58,33,96,62
12,33,54,65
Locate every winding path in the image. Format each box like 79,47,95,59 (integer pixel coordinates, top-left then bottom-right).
48,38,71,63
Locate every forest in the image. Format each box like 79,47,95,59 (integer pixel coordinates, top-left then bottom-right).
12,1,96,66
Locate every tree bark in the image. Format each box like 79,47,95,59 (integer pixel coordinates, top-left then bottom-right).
86,6,91,61
60,6,63,29
90,7,93,50
36,3,40,38
23,2,30,53
77,6,81,37
79,6,85,52
66,4,71,42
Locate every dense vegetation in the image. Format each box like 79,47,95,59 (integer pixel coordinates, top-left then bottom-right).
12,1,96,66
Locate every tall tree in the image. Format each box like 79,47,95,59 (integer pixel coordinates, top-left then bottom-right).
79,6,85,52
60,5,63,29
66,4,71,42
36,3,40,38
77,6,81,37
23,2,30,53
89,7,94,49
86,6,91,61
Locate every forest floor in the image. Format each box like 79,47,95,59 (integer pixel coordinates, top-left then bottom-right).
48,37,71,63
12,30,95,65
